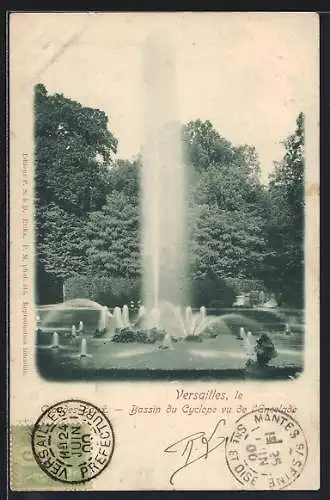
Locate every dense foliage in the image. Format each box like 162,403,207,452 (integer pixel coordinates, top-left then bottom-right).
263,113,305,306
35,85,305,308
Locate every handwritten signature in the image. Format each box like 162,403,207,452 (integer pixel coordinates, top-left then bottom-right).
164,419,228,485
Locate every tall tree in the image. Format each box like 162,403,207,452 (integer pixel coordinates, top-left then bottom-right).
264,112,305,306
34,84,118,297
37,203,88,280
182,119,233,172
188,204,266,281
183,119,267,287
34,83,117,213
85,192,141,279
108,157,141,199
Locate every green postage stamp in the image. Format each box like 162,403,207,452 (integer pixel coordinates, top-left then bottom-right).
9,11,319,491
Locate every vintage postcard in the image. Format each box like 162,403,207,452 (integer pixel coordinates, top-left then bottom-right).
9,12,319,490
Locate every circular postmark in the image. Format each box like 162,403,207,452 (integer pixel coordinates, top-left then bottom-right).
225,408,308,490
31,399,115,484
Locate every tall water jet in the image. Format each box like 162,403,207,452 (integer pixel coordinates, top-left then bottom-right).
138,305,146,318
113,307,123,330
141,33,187,316
51,332,59,349
122,305,130,328
150,307,160,329
98,306,108,332
79,338,91,359
185,306,193,335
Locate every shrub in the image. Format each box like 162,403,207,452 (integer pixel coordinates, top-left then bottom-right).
90,276,141,307
63,274,141,307
64,275,92,300
189,278,236,308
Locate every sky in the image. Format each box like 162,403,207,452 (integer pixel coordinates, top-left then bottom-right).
11,12,318,183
